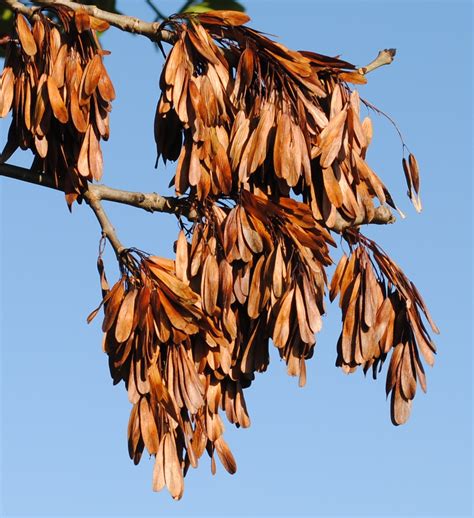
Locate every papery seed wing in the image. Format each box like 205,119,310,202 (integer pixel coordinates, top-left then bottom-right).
16,15,37,56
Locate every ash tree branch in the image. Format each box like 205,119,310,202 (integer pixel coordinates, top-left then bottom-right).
332,206,396,233
0,162,395,234
0,0,176,43
91,184,196,218
0,162,193,217
2,1,397,69
0,162,194,259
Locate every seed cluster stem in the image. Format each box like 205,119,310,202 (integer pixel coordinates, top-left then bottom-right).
83,189,125,257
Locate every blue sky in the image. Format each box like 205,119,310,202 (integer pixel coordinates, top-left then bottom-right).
1,0,472,516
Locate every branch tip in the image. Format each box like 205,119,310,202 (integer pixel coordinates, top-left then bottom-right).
358,48,397,75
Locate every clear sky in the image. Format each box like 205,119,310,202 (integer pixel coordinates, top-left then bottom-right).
1,0,472,516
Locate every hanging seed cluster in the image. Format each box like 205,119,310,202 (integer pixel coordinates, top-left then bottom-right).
0,6,436,499
330,230,438,425
188,191,334,385
154,11,421,225
135,10,437,497
90,189,337,498
0,8,115,205
90,250,241,500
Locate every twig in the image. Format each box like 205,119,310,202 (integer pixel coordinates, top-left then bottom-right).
332,206,396,233
1,0,176,43
0,162,394,233
92,184,194,217
83,189,125,257
358,48,397,75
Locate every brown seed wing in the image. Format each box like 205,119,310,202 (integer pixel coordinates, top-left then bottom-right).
115,289,137,343
89,16,110,32
330,253,348,301
88,125,103,181
77,126,91,177
16,15,37,56
52,44,68,89
47,76,68,124
139,397,159,455
0,68,14,117
214,436,237,474
391,390,412,426
272,288,294,348
175,230,189,283
163,432,184,500
318,107,347,168
97,62,116,102
201,254,219,316
247,255,265,319
408,153,420,193
127,402,141,460
82,55,102,98
152,437,166,492
70,86,88,132
102,278,125,332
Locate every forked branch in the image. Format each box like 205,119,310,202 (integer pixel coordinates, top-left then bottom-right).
83,189,125,257
0,162,394,233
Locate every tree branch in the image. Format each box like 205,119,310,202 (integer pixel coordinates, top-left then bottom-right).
358,49,397,75
0,162,395,234
332,206,396,233
0,0,176,44
91,184,196,217
0,162,193,217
